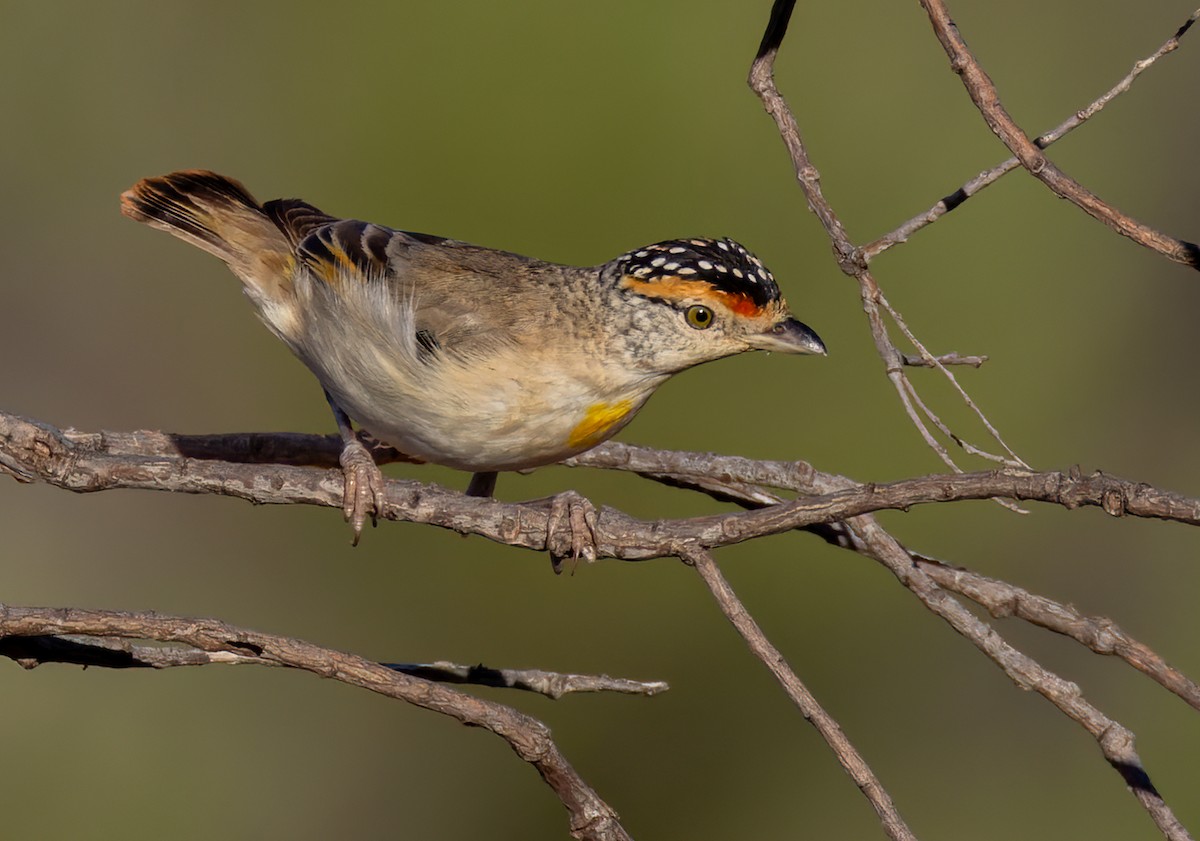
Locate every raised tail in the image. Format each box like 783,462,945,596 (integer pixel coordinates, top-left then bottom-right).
121,171,297,310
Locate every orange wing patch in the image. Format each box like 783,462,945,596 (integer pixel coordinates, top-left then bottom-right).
297,221,390,285
568,400,635,449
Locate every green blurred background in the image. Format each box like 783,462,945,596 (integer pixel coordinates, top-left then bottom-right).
2,1,1198,838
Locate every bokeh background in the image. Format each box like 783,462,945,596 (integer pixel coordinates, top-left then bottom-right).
3,1,1199,838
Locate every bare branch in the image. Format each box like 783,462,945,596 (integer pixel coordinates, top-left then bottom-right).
594,445,1200,716
879,292,1027,469
585,443,1197,837
902,352,987,368
1,634,261,669
382,662,669,699
0,605,633,841
7,413,1200,561
865,8,1200,259
915,557,1200,713
750,0,859,273
748,0,1023,473
917,0,1200,271
0,633,666,699
9,409,1195,832
840,516,1191,841
684,544,917,841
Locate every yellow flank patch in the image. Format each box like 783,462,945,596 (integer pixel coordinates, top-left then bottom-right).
568,400,634,449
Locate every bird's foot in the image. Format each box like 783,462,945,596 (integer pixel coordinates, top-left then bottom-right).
339,437,387,545
545,490,599,573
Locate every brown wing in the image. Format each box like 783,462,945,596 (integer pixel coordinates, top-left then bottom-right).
290,218,395,283
263,198,338,247
280,214,564,357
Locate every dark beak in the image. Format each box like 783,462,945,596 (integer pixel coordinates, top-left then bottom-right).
748,317,827,355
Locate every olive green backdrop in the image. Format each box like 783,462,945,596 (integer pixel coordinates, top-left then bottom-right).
2,1,1198,838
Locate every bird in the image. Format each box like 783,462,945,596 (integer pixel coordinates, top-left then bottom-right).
121,170,826,561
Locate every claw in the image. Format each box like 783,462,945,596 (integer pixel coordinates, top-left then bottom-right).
545,490,598,572
339,437,386,545
325,391,388,545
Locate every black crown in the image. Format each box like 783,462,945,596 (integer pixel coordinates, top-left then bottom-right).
615,238,781,308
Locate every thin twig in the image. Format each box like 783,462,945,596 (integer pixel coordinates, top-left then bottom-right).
879,292,1027,468
0,605,633,841
917,0,1200,271
892,367,964,471
382,662,669,699
865,8,1200,259
748,0,1022,475
749,0,859,274
914,557,1200,713
838,516,1192,841
0,633,667,699
580,449,1200,716
902,352,987,368
682,545,916,841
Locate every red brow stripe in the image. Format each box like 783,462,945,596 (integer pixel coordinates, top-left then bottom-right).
722,292,762,317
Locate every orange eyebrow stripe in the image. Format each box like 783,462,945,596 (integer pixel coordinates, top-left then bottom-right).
620,275,764,317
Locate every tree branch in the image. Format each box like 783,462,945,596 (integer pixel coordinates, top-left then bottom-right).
865,7,1200,259
577,444,1200,715
0,605,634,841
917,0,1200,271
840,516,1191,840
8,410,1197,833
748,0,1025,474
6,412,1200,560
685,545,917,841
914,557,1200,713
0,633,666,699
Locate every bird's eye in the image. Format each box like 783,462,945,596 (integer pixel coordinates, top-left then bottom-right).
685,305,714,330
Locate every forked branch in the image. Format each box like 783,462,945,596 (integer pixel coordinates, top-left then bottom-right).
0,605,633,841
917,0,1200,270
865,8,1200,259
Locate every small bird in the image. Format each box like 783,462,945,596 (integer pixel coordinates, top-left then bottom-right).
121,171,825,559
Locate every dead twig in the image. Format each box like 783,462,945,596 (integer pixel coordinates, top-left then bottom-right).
838,515,1191,841
0,605,633,841
917,0,1200,270
749,0,1024,474
865,8,1200,259
7,413,1200,558
683,544,917,841
382,662,669,699
0,633,666,699
914,556,1200,713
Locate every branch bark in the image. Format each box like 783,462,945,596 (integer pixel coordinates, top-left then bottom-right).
685,545,916,841
917,0,1200,270
6,412,1200,561
865,7,1200,259
0,633,666,699
0,605,634,841
5,5,1198,838
6,410,1198,836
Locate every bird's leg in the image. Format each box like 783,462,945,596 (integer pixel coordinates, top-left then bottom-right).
326,391,386,545
466,471,498,498
544,490,599,572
